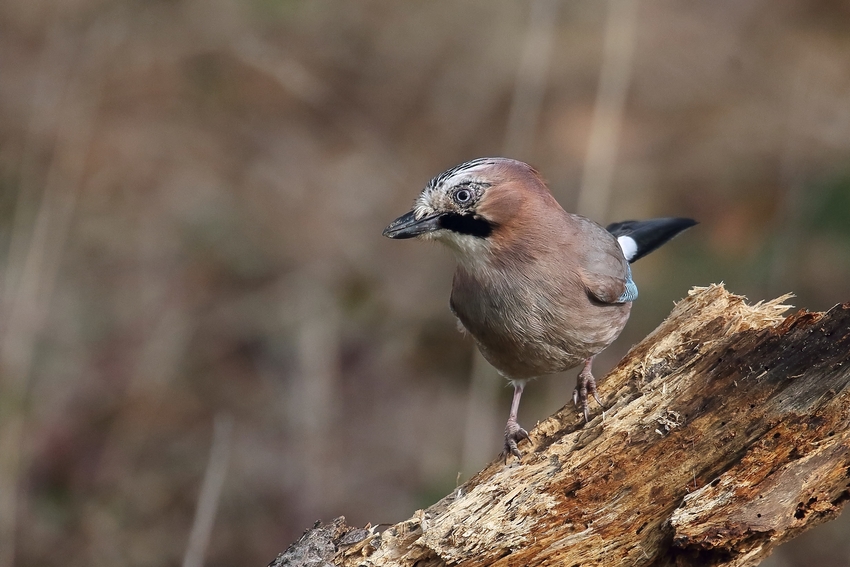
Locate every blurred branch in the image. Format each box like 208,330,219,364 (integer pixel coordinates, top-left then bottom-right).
502,0,560,159
182,414,234,567
767,53,816,299
577,0,639,223
459,353,501,476
462,0,560,476
1,18,75,312
229,35,403,170
292,271,341,515
276,285,850,567
0,17,122,567
232,36,330,108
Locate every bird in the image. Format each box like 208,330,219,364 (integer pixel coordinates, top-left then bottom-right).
383,157,696,460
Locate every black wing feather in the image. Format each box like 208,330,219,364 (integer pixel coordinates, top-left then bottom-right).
606,217,697,263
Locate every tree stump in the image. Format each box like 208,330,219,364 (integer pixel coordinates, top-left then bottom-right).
272,285,850,567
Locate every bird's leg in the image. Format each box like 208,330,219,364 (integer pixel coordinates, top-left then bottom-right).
501,380,530,461
572,356,604,422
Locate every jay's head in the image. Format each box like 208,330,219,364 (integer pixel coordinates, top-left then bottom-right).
383,157,557,257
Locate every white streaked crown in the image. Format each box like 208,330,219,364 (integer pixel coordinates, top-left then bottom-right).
413,158,500,220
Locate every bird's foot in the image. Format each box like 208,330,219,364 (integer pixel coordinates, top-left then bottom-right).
572,367,604,422
500,419,529,462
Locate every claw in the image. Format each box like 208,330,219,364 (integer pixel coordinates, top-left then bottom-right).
501,420,529,462
500,381,529,462
574,357,605,422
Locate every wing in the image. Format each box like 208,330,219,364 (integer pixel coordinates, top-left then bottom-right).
581,268,636,304
573,215,637,304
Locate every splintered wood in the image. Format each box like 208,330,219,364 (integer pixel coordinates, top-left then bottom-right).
273,285,850,567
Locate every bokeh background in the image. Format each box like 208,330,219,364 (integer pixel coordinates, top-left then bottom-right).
1,1,849,566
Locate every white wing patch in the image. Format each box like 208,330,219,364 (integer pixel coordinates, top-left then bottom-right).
618,235,638,262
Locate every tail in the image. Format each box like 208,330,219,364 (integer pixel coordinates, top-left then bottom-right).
607,217,697,263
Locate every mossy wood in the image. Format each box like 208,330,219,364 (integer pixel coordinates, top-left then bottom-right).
273,285,850,567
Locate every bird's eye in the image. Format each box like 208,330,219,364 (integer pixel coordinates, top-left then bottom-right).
454,188,472,205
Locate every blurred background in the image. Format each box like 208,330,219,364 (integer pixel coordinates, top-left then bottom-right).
1,1,849,566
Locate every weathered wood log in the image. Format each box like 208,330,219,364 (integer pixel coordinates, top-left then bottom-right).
272,285,850,567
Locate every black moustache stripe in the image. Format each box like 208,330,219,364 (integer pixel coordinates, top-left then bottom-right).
438,213,494,238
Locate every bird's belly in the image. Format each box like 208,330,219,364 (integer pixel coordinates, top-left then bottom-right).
452,286,631,380
475,334,588,379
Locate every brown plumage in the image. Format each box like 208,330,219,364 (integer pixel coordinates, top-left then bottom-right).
384,158,695,460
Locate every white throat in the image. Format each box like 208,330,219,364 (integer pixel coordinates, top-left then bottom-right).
430,230,495,272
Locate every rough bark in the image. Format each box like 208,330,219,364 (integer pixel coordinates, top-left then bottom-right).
272,285,850,567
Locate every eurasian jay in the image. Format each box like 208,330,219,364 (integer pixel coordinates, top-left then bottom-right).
384,157,696,459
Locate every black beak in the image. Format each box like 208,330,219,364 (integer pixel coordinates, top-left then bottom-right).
382,210,442,239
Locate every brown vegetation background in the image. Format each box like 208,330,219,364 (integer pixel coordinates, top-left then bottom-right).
1,1,849,566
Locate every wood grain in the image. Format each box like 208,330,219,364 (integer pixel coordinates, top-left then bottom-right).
273,285,850,567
